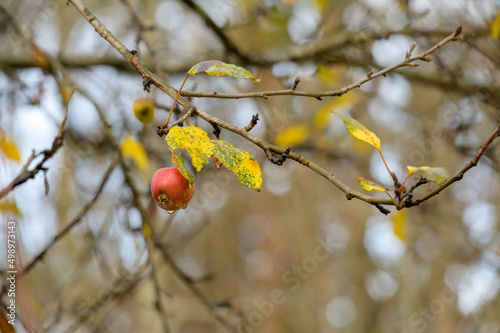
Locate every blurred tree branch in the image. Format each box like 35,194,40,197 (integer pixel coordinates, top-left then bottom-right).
0,90,71,200
18,154,120,277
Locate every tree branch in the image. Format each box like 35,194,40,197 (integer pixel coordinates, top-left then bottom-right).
0,90,72,200
66,0,484,211
154,240,237,332
65,0,396,208
180,27,464,100
17,154,120,277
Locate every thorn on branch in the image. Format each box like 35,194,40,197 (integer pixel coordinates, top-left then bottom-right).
405,42,417,59
366,69,375,78
316,96,323,101
374,204,391,215
131,49,138,55
243,113,259,132
346,193,354,200
454,26,462,37
212,123,221,139
291,76,300,91
265,147,291,166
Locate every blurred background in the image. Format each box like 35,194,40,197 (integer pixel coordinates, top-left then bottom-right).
1,0,500,332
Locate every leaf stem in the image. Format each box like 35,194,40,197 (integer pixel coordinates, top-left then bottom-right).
164,73,189,128
378,149,393,178
385,191,398,208
397,174,412,194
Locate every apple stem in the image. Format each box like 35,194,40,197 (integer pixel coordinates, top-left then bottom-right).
164,73,189,128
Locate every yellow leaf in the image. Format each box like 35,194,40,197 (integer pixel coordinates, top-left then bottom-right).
316,63,341,87
358,177,387,193
142,223,152,240
314,0,329,11
334,113,381,151
0,200,21,216
491,10,500,39
0,132,21,161
166,126,262,191
392,210,408,242
166,126,215,172
120,135,149,172
406,166,449,186
274,124,310,147
212,140,262,191
313,93,357,131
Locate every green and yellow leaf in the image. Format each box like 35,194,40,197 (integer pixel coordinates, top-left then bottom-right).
188,60,261,83
212,140,262,191
119,135,149,172
491,10,500,39
358,177,387,193
274,124,310,147
406,166,449,186
171,152,195,185
392,209,408,242
334,113,381,151
166,126,215,172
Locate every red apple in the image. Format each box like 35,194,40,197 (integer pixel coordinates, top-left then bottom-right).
151,167,194,211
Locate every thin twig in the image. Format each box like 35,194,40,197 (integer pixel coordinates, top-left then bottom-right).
145,241,172,333
67,272,144,332
181,0,252,63
154,240,237,332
